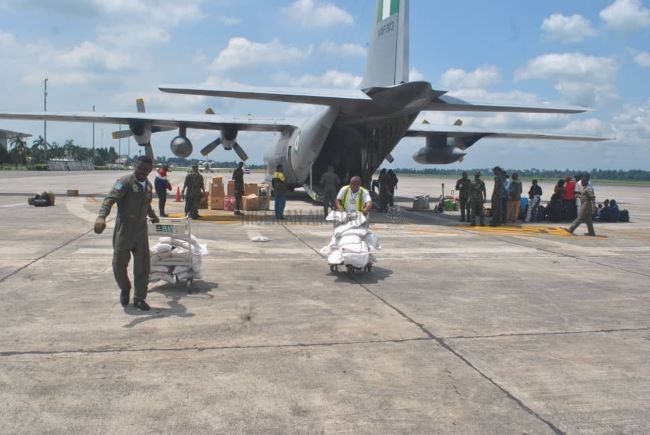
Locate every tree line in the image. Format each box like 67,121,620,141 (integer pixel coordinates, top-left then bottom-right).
1,136,118,167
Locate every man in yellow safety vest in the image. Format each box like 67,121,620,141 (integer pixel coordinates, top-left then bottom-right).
336,176,373,216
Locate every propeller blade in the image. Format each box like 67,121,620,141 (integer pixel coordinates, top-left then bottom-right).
204,107,216,115
136,98,145,113
200,138,221,156
232,142,249,161
385,153,395,163
112,129,133,140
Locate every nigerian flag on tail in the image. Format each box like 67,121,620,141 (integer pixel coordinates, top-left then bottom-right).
376,0,399,23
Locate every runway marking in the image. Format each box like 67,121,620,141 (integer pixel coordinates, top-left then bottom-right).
0,202,24,208
462,224,586,237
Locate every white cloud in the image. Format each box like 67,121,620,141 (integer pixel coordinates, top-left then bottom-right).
409,68,425,82
515,53,618,107
55,41,131,72
318,41,366,57
279,70,362,89
541,14,596,43
284,104,323,117
441,65,501,91
634,51,650,67
210,37,307,72
111,90,207,113
0,29,16,45
611,99,650,144
284,0,353,28
600,0,650,32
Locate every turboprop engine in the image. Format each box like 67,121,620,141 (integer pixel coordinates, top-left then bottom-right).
413,145,466,164
412,133,467,164
170,135,193,158
200,125,249,161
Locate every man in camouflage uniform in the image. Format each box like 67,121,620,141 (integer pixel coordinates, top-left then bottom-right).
469,171,486,226
232,161,245,216
320,164,341,215
489,166,505,226
182,164,205,220
94,156,159,311
566,173,596,236
455,171,471,222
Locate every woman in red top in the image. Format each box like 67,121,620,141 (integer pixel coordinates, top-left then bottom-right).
563,176,577,220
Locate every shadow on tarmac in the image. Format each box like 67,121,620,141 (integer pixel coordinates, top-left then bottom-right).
330,265,393,285
121,280,218,328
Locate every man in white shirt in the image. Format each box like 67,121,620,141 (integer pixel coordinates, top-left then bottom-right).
336,176,372,216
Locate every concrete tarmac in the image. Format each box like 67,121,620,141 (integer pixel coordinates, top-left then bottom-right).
1,170,649,434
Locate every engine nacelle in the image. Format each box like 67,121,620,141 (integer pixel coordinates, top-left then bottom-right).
221,126,238,149
170,136,193,158
129,122,152,146
413,146,466,164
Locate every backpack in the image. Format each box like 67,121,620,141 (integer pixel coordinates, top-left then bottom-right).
619,209,630,222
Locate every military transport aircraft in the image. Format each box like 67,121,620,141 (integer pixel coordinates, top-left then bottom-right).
0,0,606,197
0,128,31,148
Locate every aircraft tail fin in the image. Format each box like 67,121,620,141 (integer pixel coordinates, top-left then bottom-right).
360,0,409,89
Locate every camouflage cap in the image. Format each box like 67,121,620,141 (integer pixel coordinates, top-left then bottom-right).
474,171,481,177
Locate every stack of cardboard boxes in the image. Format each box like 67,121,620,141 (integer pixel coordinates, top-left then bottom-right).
204,178,270,212
208,176,225,210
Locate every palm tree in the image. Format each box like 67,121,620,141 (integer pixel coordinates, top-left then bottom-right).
9,137,29,167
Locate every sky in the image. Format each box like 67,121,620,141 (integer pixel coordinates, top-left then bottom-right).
0,0,649,170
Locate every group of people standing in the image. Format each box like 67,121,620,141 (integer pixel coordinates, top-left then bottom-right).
455,167,597,236
486,167,524,226
455,171,487,226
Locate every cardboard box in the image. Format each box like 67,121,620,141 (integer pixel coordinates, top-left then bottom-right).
208,196,224,210
211,176,223,185
209,183,225,197
227,180,235,196
244,183,258,196
243,194,259,211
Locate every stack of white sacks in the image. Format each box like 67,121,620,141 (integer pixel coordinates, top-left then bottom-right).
320,211,380,269
149,235,208,284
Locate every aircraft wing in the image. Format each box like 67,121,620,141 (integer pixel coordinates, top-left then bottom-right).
424,95,589,114
159,84,372,105
0,112,298,133
0,128,32,139
405,124,609,142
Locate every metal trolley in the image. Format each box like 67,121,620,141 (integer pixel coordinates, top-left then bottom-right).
148,217,196,292
328,211,373,276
